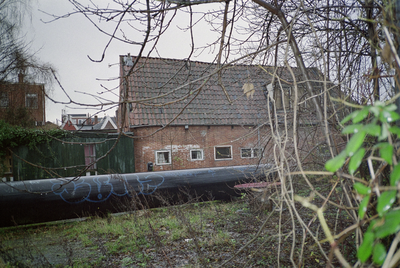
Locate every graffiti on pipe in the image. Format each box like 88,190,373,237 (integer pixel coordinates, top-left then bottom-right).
51,174,165,204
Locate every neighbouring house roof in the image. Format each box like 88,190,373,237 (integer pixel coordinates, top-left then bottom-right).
61,119,77,131
61,115,118,132
120,56,326,128
92,115,117,130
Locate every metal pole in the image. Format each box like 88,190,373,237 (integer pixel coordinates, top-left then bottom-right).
0,165,272,227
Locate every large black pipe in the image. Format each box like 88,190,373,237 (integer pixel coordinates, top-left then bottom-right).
0,165,270,227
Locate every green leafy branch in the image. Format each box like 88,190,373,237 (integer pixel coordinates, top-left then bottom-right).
325,101,400,266
0,120,68,160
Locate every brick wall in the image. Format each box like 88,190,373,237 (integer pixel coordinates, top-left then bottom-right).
0,83,46,124
133,125,273,172
132,124,344,173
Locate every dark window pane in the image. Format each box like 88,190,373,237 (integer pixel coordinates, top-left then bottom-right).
26,93,38,109
241,149,252,158
216,147,231,159
254,148,262,158
157,151,170,164
0,93,9,107
191,150,202,160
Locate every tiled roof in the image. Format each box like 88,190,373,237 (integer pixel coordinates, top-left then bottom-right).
92,116,117,130
61,116,118,131
121,56,322,127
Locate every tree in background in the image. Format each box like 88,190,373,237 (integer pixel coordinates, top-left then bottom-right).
0,0,55,128
0,0,53,84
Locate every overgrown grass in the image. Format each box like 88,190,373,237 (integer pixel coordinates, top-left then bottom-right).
0,180,358,267
0,201,252,267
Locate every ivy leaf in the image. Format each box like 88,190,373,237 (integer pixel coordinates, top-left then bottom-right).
353,107,370,123
348,148,365,175
374,210,400,238
389,111,400,122
367,219,377,232
390,164,400,186
379,124,389,141
325,151,347,172
363,124,381,136
379,143,393,165
346,131,366,157
373,243,387,265
369,106,380,117
354,182,371,195
380,111,400,123
358,195,370,219
341,111,358,124
357,231,374,262
384,103,398,112
377,191,397,217
389,126,400,137
341,114,353,125
342,124,363,134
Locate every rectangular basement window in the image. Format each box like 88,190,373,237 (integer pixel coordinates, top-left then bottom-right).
254,148,263,158
190,149,204,161
215,146,232,160
241,148,263,158
156,150,171,165
241,148,252,158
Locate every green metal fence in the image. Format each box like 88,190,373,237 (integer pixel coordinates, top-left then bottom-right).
12,132,135,180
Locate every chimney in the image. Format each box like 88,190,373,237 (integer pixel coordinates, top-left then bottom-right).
94,115,98,124
18,72,24,84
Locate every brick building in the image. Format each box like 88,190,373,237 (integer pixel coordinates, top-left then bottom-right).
117,56,338,173
0,73,46,126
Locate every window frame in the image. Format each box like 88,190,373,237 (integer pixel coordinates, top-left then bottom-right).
214,145,233,160
240,148,263,159
253,148,263,159
190,149,204,161
240,148,253,158
25,93,38,109
0,92,9,108
155,150,171,165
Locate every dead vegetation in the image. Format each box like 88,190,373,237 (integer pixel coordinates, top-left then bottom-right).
0,175,357,268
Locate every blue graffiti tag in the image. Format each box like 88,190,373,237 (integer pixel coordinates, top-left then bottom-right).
51,176,130,204
52,174,165,204
137,174,165,195
51,179,92,204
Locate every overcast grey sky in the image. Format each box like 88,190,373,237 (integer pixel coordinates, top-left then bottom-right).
25,0,218,124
